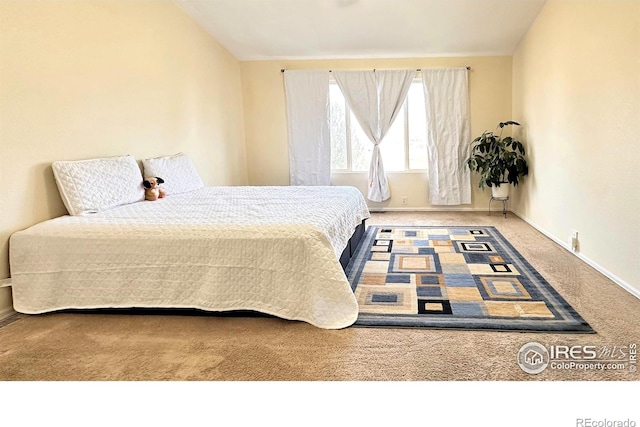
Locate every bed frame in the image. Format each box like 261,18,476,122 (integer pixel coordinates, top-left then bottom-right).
339,219,366,271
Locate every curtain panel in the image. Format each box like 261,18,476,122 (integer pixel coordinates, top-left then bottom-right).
284,70,331,186
333,70,415,202
422,68,471,205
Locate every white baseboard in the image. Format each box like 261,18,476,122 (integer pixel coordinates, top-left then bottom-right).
368,207,488,212
0,280,14,321
0,306,16,321
512,211,640,300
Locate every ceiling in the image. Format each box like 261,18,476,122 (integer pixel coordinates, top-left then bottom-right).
174,0,547,60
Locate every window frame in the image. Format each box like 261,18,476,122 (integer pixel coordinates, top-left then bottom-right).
329,76,428,173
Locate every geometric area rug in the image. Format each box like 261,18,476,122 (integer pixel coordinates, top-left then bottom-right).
345,226,594,333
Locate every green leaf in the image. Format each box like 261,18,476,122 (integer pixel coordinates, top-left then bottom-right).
502,120,521,127
467,121,528,190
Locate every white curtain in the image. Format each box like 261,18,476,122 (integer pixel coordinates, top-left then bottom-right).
284,70,331,186
422,68,471,205
333,70,415,202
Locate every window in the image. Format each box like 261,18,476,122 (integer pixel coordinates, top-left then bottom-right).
329,78,428,172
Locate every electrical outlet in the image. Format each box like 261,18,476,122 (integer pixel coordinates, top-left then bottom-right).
401,196,408,205
570,230,579,252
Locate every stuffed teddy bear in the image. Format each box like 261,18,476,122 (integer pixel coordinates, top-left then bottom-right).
143,177,166,201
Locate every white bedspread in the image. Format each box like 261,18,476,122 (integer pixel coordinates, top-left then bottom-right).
10,186,370,329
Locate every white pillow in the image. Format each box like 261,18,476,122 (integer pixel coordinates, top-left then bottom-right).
52,155,145,216
141,153,204,196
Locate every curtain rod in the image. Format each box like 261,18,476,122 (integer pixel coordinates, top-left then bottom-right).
280,66,471,73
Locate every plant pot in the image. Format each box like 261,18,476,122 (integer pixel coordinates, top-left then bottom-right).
491,184,510,199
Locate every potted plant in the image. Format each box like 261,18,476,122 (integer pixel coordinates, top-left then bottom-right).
466,121,529,198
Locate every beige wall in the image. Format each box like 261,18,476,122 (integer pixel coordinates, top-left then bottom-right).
512,1,640,293
0,1,248,315
241,57,512,210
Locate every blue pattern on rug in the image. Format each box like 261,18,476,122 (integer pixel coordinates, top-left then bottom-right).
345,226,594,332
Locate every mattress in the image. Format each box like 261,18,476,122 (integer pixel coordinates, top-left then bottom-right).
10,186,371,329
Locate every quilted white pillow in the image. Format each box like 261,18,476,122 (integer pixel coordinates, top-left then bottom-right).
141,153,204,196
52,155,145,216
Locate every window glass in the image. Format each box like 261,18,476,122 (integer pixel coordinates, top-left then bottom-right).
379,104,406,172
329,80,428,172
349,113,372,172
408,83,428,170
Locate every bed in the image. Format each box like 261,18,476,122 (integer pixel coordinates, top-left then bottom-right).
9,154,370,329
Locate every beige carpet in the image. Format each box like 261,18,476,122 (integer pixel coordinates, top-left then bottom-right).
0,211,638,381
